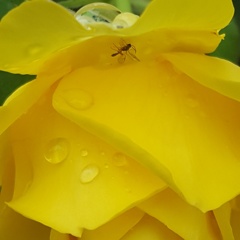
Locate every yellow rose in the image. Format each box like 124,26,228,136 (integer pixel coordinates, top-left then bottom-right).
1,0,240,239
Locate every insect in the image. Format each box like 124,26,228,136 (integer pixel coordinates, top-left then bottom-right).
111,41,140,63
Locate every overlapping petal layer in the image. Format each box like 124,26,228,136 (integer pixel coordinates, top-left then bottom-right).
0,0,87,74
120,214,182,240
53,60,240,211
80,208,144,240
7,89,165,236
138,188,221,239
163,53,240,102
0,65,70,136
0,0,229,77
214,202,235,240
0,0,239,238
129,0,234,34
0,145,50,240
230,196,240,239
0,206,50,240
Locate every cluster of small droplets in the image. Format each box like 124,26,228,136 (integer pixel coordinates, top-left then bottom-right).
44,137,130,187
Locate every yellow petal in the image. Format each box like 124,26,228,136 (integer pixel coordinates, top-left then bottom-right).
0,206,50,240
0,130,11,186
138,188,221,239
128,0,233,34
81,208,144,240
213,202,234,240
230,195,240,239
0,0,87,74
163,52,240,102
50,230,75,240
7,89,165,236
53,61,240,211
0,65,70,136
120,214,182,240
0,144,50,240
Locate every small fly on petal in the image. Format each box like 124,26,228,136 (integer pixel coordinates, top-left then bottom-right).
111,40,140,63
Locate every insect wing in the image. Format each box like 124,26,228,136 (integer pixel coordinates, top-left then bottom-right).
118,54,126,64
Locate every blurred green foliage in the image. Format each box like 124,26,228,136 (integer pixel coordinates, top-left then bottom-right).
0,0,25,19
0,0,239,106
0,72,34,105
210,19,240,64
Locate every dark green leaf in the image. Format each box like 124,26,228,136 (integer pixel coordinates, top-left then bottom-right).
0,71,34,106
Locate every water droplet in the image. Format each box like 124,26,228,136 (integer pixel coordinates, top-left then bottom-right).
100,151,106,156
75,3,121,30
80,164,99,183
27,44,42,55
112,152,128,166
104,163,109,169
64,89,93,110
112,12,139,29
44,138,70,164
80,149,89,157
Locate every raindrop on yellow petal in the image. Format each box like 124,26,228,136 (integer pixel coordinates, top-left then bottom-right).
80,164,99,183
80,148,89,157
64,89,94,110
44,138,70,164
112,152,128,167
26,44,42,56
74,2,121,29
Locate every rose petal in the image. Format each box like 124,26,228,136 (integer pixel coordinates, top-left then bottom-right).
50,230,72,240
0,148,50,240
0,0,87,74
163,52,240,102
214,202,235,240
0,56,74,135
230,195,240,239
129,0,233,34
0,206,50,240
53,61,240,211
80,208,144,240
120,214,182,240
138,188,221,239
7,89,165,236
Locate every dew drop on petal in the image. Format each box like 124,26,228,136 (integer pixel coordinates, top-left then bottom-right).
100,151,106,156
80,164,99,183
44,138,70,164
27,44,42,56
64,89,93,110
80,149,89,157
112,152,128,166
104,163,109,169
75,3,121,28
